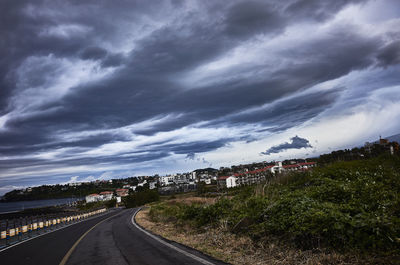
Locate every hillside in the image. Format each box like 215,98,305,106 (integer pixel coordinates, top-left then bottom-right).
140,155,400,264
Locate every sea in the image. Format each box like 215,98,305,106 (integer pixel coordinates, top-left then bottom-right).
0,198,83,214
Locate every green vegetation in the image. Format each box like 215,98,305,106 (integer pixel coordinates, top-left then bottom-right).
318,141,399,165
123,190,160,208
77,199,117,211
1,176,156,202
149,155,400,255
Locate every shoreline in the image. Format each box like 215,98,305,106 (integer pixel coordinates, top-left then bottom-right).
0,199,83,219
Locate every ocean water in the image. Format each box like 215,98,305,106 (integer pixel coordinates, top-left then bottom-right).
0,198,83,214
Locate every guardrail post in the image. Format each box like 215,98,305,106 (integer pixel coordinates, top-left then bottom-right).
5,220,9,246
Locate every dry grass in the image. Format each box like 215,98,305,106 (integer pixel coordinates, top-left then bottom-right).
167,196,218,205
136,205,399,265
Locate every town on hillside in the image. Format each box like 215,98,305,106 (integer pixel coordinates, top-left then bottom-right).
2,136,399,204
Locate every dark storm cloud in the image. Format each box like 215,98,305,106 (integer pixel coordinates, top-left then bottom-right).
166,140,231,155
210,88,342,133
0,0,399,191
186,152,195,160
224,1,285,38
284,0,367,21
377,40,400,67
261,136,313,155
80,46,108,60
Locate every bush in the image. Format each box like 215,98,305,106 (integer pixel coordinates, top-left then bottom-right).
123,190,160,208
105,199,117,208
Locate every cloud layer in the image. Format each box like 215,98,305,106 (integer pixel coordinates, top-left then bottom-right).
1,0,400,194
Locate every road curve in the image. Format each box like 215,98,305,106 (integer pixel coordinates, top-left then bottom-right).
0,208,226,265
65,208,225,265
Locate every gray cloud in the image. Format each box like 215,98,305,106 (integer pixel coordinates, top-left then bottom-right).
284,0,368,21
377,40,400,67
261,136,313,155
224,1,286,38
80,46,108,60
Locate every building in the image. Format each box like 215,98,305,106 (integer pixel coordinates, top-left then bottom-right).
99,191,113,201
138,180,147,187
116,188,129,197
298,162,317,169
218,162,317,189
217,176,229,188
149,181,157,190
226,176,237,188
85,194,101,203
160,175,174,186
217,175,238,188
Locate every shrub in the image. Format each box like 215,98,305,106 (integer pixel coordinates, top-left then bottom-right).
123,190,160,208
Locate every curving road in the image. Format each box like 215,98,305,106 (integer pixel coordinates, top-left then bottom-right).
0,208,225,265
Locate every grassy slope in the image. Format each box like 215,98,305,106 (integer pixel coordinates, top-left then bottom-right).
146,155,400,263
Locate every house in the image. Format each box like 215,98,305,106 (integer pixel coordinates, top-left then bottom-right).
283,164,301,171
138,180,147,187
99,191,113,201
270,162,283,174
217,175,237,188
160,175,174,186
149,181,157,190
116,188,129,197
298,162,317,169
226,176,237,188
217,176,229,188
85,194,101,203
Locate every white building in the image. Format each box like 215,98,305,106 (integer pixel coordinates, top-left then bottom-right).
270,161,283,174
160,175,174,186
138,180,147,187
226,176,237,188
85,194,101,203
99,191,113,201
149,181,157,190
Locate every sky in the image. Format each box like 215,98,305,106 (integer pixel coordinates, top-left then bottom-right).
1,0,400,195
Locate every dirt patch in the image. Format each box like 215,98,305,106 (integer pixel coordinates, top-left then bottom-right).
136,207,393,265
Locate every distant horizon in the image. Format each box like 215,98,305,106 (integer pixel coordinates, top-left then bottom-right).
1,1,400,196
1,132,398,196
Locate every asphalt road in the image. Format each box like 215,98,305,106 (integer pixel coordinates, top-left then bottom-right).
0,208,225,265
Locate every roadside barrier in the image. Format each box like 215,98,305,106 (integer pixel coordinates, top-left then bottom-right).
0,208,106,248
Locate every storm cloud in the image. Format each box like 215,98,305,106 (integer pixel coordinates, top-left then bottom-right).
261,136,313,155
1,0,400,193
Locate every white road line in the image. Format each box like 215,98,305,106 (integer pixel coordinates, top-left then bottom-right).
0,210,112,253
131,208,216,265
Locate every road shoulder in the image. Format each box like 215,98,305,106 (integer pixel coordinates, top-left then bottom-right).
134,208,229,265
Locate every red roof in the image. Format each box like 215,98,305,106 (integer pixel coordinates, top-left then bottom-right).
88,193,99,197
100,191,113,195
283,164,300,168
116,188,128,192
298,162,316,166
219,165,274,180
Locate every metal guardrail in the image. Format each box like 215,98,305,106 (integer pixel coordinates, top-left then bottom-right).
0,208,106,248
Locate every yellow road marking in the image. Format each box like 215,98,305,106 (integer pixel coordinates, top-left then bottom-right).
59,211,123,265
